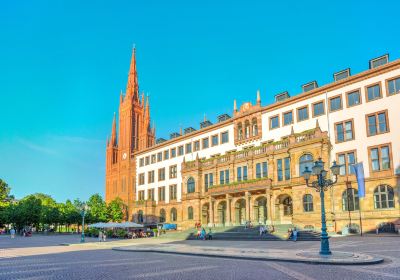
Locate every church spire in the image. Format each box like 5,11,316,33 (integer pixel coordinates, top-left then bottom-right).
126,47,139,101
111,112,117,147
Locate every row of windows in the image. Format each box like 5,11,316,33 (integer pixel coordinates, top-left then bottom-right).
268,76,399,130
138,184,178,201
138,165,177,185
237,118,259,140
139,131,229,167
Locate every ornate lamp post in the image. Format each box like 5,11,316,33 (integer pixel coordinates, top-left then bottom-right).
302,158,340,255
80,204,89,243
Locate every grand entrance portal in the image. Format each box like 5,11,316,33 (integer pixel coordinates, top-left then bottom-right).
254,197,267,224
275,195,293,224
235,199,246,225
217,201,226,226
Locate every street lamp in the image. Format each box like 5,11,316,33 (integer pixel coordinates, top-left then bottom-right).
80,203,89,243
302,158,340,255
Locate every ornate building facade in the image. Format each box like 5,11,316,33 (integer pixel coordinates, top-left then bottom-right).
106,52,400,233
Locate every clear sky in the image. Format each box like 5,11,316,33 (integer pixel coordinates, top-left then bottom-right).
1,0,399,202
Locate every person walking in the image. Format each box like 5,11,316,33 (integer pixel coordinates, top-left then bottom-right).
98,231,103,242
103,231,107,242
208,228,213,240
259,226,264,236
201,228,206,240
292,227,298,242
10,228,15,239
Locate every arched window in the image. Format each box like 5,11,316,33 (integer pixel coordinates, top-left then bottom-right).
252,118,258,136
374,185,394,209
237,123,243,140
299,154,314,175
188,206,194,220
170,208,177,222
303,194,314,212
342,189,359,211
187,177,195,193
245,120,250,139
283,197,293,216
138,210,144,223
159,209,166,223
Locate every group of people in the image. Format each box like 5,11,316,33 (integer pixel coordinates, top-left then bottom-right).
98,231,107,242
195,224,212,240
258,225,274,236
287,227,298,241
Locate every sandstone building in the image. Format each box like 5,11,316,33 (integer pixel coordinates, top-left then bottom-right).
106,51,400,233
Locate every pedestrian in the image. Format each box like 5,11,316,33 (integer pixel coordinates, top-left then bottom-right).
197,228,201,239
287,228,292,240
10,228,15,239
103,231,107,242
201,228,206,240
208,228,213,240
98,230,103,242
292,227,298,242
259,226,264,236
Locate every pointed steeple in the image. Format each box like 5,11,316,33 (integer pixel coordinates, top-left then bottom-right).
111,113,117,147
145,95,150,119
126,47,139,101
256,90,261,105
234,99,237,112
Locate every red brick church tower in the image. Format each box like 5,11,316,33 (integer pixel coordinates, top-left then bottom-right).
105,49,155,218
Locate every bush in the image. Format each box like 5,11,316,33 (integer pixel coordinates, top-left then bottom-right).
87,228,99,237
105,229,113,238
115,229,127,238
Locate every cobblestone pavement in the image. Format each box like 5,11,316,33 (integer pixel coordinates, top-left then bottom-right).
0,235,399,279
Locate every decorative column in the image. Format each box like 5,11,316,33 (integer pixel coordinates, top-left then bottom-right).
245,191,251,222
226,194,232,226
209,197,214,227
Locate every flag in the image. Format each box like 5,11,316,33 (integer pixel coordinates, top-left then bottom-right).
352,162,365,198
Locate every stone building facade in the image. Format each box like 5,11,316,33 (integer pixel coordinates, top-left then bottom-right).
106,52,400,233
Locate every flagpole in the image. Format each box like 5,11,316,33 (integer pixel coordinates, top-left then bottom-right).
359,197,363,236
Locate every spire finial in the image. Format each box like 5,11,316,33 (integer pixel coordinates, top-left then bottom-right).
234,99,237,112
203,113,207,122
290,126,294,135
256,89,261,105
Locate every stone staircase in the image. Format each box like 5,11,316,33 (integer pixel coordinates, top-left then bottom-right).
159,224,320,241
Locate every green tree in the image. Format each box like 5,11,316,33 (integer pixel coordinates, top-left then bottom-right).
107,197,125,222
87,194,107,223
16,195,42,230
0,179,12,207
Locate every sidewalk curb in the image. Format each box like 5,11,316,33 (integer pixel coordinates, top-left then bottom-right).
112,247,384,265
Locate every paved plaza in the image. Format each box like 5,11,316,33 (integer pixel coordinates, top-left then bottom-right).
0,235,399,279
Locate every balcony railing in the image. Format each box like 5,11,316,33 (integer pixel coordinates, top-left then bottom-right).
183,128,326,171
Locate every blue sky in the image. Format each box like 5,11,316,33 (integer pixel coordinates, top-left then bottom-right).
1,0,399,202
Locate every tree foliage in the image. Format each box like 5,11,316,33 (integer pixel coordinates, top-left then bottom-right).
107,197,125,222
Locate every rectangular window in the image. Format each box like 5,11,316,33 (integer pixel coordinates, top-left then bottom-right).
346,90,361,107
366,83,381,102
169,185,177,200
171,148,176,158
369,144,391,172
256,163,262,179
202,137,209,149
148,189,154,201
335,119,354,143
212,135,219,146
366,111,389,136
145,156,150,165
139,173,145,185
185,143,192,153
277,158,290,181
138,190,145,201
178,145,184,156
297,106,309,122
219,170,225,185
312,101,325,117
151,154,156,164
243,166,248,180
157,152,163,162
225,170,230,184
148,171,155,183
237,166,242,181
277,159,283,182
194,140,200,151
270,115,279,129
164,150,169,160
158,168,165,181
204,173,214,192
158,186,165,201
169,165,177,179
283,111,293,126
329,95,342,112
221,131,229,144
284,157,290,180
387,77,400,95
262,162,268,177
337,151,356,175
139,158,144,167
